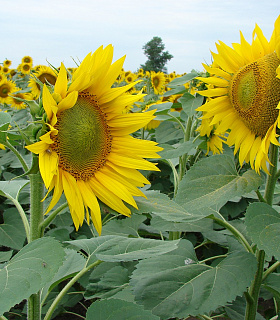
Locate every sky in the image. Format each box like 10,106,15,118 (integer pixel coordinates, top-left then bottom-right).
1,0,280,74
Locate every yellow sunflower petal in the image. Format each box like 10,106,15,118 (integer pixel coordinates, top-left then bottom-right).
54,63,68,99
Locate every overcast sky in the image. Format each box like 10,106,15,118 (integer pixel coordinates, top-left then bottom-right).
1,0,279,74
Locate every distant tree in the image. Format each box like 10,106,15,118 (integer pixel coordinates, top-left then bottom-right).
140,36,173,73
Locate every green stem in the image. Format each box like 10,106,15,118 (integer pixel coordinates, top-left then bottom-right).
3,140,29,172
264,143,278,205
262,261,280,281
199,254,228,264
28,165,44,320
39,202,68,233
209,215,253,254
255,189,266,203
245,144,279,320
165,159,179,196
43,260,102,320
0,315,9,320
169,231,181,240
7,195,30,243
245,250,265,320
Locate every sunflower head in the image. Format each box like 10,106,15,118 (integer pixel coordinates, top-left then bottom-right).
196,16,280,173
25,45,162,234
22,56,33,65
0,78,16,104
151,71,166,95
29,66,57,99
3,59,12,67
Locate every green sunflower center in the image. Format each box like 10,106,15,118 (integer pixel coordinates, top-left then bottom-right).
229,52,280,137
52,93,112,181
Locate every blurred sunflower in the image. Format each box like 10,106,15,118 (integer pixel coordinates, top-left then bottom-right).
197,16,280,173
0,78,16,104
26,45,162,234
8,90,32,109
3,59,12,67
29,66,57,99
2,67,10,75
22,56,33,65
20,63,32,75
151,71,165,94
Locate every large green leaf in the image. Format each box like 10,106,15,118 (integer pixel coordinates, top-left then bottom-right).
42,248,86,299
86,299,160,320
85,263,130,299
155,121,183,144
167,72,198,87
131,251,257,318
0,208,26,250
0,237,65,315
67,235,179,265
0,179,29,200
158,139,200,159
150,215,213,233
175,154,262,218
178,92,204,116
101,214,146,237
245,202,280,260
133,190,197,222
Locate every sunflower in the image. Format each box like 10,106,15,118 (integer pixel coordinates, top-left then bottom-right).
22,56,33,65
29,66,57,99
196,16,280,173
3,59,12,67
151,71,166,95
2,67,10,75
196,117,224,155
0,78,16,104
26,45,162,234
7,89,32,109
20,63,32,75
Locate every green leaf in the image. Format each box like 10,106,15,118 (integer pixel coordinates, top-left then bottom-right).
85,263,130,299
86,299,160,320
167,72,198,87
175,154,262,218
132,251,257,318
150,215,213,232
162,86,187,97
0,111,11,142
0,250,13,263
42,248,86,299
245,202,280,260
0,237,65,315
178,93,204,116
67,235,179,264
133,190,197,223
0,208,26,250
158,139,200,159
0,179,29,200
102,214,146,237
155,121,183,144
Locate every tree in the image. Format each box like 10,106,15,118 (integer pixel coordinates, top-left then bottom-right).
140,36,173,73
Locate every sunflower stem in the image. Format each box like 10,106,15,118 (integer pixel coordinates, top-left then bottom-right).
208,215,253,254
28,160,44,320
245,144,279,320
39,202,68,233
244,250,265,320
43,260,102,320
264,143,279,205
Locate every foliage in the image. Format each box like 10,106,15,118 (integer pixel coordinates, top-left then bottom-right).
140,36,173,73
0,54,279,320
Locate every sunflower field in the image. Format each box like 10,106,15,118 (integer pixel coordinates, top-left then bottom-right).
1,16,280,320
